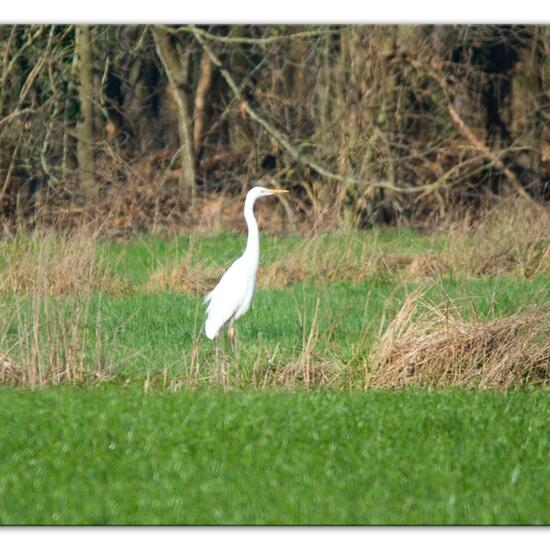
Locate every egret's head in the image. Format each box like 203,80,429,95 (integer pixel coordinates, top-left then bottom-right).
248,186,289,199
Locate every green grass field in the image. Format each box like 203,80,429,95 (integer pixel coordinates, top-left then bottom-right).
1,388,548,525
0,228,549,524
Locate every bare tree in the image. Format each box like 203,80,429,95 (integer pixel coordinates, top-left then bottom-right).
75,25,96,195
152,25,195,199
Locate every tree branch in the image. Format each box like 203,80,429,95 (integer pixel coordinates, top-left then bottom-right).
413,59,537,204
168,25,341,46
189,24,438,195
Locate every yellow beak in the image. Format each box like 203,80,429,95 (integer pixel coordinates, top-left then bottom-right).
269,189,289,194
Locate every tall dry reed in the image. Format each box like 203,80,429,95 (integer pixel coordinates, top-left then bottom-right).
0,228,114,386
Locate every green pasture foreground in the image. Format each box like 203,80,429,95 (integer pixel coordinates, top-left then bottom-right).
0,388,548,525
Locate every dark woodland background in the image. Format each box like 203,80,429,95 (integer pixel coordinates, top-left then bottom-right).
0,24,549,233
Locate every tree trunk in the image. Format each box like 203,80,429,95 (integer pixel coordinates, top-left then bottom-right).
152,26,195,199
193,49,214,157
120,26,160,152
528,26,543,195
75,25,96,195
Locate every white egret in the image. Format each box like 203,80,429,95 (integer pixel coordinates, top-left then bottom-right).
204,186,288,347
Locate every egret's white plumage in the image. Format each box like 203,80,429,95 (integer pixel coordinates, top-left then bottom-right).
204,186,288,341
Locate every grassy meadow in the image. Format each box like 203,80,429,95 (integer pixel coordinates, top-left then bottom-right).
1,389,549,525
0,202,549,524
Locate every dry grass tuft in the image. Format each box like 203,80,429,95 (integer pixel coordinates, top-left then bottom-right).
145,233,393,294
0,288,116,387
146,263,222,295
370,290,550,389
0,355,24,385
261,238,450,288
0,228,109,295
437,200,550,279
145,236,223,295
267,298,330,389
258,235,388,289
0,228,116,387
402,253,445,280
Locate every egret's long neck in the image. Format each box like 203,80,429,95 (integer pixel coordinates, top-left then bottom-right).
243,194,260,266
